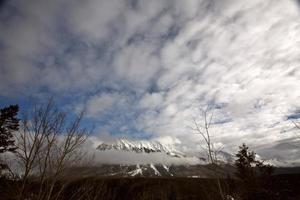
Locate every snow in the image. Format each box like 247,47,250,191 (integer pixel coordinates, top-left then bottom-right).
163,165,169,172
163,164,173,176
97,139,185,158
128,164,143,176
189,175,201,178
150,164,161,176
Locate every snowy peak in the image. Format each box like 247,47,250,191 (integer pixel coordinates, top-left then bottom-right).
97,139,185,158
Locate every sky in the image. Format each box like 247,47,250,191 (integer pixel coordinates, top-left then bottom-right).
0,0,300,165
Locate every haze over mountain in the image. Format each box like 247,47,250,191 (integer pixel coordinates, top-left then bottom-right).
64,138,297,178
79,137,293,168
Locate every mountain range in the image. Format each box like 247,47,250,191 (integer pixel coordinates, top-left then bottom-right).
63,139,300,178
97,139,185,158
88,139,235,177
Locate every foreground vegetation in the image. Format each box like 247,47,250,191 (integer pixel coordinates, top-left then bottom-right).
1,175,300,200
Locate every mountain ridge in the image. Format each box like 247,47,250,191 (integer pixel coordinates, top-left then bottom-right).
97,138,185,158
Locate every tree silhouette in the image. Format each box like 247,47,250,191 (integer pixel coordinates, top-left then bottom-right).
0,105,19,170
235,143,256,183
235,143,274,200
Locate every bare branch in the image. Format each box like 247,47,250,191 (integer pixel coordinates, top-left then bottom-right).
14,99,91,200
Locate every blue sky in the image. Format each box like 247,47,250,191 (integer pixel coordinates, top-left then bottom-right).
1,0,300,165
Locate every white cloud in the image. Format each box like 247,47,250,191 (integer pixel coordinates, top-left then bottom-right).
90,151,201,165
113,42,161,88
139,92,164,109
84,92,126,117
69,0,126,41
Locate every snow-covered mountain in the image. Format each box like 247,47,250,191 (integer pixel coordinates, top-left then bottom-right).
92,138,237,177
67,139,298,178
97,139,185,158
95,138,237,166
217,151,235,164
75,138,300,177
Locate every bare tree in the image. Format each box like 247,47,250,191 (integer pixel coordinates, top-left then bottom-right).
14,99,91,200
292,120,300,132
289,120,300,149
191,105,225,199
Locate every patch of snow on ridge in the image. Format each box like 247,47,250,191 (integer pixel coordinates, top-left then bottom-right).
163,165,169,172
150,164,161,176
189,175,201,178
128,164,143,176
163,164,173,176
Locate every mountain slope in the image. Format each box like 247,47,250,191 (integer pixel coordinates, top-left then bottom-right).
97,139,185,158
64,164,235,178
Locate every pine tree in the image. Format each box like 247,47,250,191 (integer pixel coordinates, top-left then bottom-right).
235,143,257,182
0,105,19,170
235,143,275,200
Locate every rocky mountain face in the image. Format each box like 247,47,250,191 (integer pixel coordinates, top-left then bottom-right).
67,164,235,178
97,139,185,158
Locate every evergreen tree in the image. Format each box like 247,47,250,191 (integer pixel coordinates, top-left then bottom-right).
0,105,19,170
235,143,275,200
235,143,257,183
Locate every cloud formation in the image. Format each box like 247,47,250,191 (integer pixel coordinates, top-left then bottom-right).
1,0,300,164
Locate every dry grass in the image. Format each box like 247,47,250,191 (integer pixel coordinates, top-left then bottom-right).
1,175,300,200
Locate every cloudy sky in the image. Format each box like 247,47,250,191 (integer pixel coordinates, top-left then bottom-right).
0,0,300,165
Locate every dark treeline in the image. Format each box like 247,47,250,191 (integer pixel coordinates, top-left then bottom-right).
1,176,300,200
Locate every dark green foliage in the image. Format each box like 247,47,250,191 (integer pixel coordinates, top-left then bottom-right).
235,143,276,200
235,143,257,187
0,105,19,171
235,143,274,180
